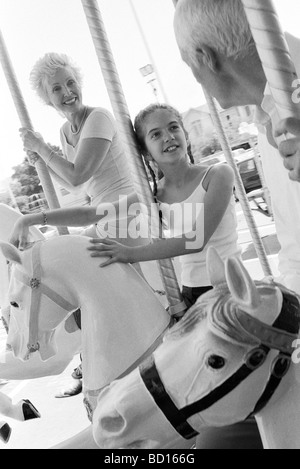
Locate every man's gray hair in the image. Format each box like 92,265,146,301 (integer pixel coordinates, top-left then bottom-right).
29,52,83,106
174,0,255,67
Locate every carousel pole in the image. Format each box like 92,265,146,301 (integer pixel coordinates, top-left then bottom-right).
0,29,68,236
204,92,273,276
172,0,273,276
128,0,170,104
81,0,186,318
241,0,300,122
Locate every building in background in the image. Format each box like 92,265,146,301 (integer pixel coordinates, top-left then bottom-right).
27,193,49,213
182,104,256,163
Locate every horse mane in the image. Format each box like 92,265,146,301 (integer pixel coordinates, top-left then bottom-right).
165,287,225,340
165,284,262,348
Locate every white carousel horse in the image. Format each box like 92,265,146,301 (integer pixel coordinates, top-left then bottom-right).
0,203,43,327
0,235,188,448
0,204,63,444
0,204,81,378
0,393,40,443
90,247,300,449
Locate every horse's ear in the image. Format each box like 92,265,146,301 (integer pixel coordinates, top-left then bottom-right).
0,242,22,265
225,256,260,309
206,246,226,286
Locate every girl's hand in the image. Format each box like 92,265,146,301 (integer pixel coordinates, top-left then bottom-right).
87,238,134,267
19,128,45,154
9,218,31,250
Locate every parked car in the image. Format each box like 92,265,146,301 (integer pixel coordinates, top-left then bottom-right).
199,149,262,195
234,151,262,194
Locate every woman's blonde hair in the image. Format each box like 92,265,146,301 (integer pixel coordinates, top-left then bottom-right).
30,52,83,106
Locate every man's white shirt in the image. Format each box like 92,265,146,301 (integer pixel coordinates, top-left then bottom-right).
255,32,300,293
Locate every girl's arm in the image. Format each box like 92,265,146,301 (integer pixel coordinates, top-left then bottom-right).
9,192,139,249
9,206,97,249
201,164,234,246
88,164,235,265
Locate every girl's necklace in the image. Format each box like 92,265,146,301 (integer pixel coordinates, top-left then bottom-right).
70,106,88,135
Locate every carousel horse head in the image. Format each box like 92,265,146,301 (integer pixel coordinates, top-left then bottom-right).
0,204,81,380
92,247,300,449
0,240,79,362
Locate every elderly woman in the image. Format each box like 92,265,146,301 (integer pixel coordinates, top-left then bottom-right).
20,52,135,238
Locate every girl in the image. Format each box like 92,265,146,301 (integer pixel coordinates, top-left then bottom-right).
87,103,241,309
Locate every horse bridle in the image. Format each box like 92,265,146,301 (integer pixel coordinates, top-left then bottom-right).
11,241,77,359
139,290,300,440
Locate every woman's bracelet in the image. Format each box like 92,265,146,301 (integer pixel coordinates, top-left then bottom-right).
45,149,55,166
41,210,48,226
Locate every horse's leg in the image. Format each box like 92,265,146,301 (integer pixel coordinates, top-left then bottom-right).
51,425,99,449
0,392,16,418
0,392,40,421
0,421,11,443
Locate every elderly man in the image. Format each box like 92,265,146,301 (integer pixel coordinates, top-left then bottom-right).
173,0,300,449
174,0,300,296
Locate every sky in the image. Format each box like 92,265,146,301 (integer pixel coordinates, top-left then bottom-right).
0,0,300,181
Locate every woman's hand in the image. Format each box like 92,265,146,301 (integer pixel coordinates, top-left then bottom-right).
9,218,31,250
19,128,45,154
87,238,135,267
26,150,40,165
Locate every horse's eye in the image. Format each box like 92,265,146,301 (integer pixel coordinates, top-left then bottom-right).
207,355,226,369
10,301,19,308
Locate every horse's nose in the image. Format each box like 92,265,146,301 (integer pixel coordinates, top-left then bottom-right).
100,413,126,433
93,407,127,448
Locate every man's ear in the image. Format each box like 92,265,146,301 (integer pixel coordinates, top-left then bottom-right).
196,45,219,72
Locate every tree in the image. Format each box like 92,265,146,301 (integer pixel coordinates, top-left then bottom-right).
200,136,222,158
11,158,43,197
0,193,11,206
201,144,214,157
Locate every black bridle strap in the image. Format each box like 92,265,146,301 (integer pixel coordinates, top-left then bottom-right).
249,352,291,417
249,372,282,418
140,345,270,439
234,291,300,355
139,355,198,439
246,291,299,416
180,352,268,420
